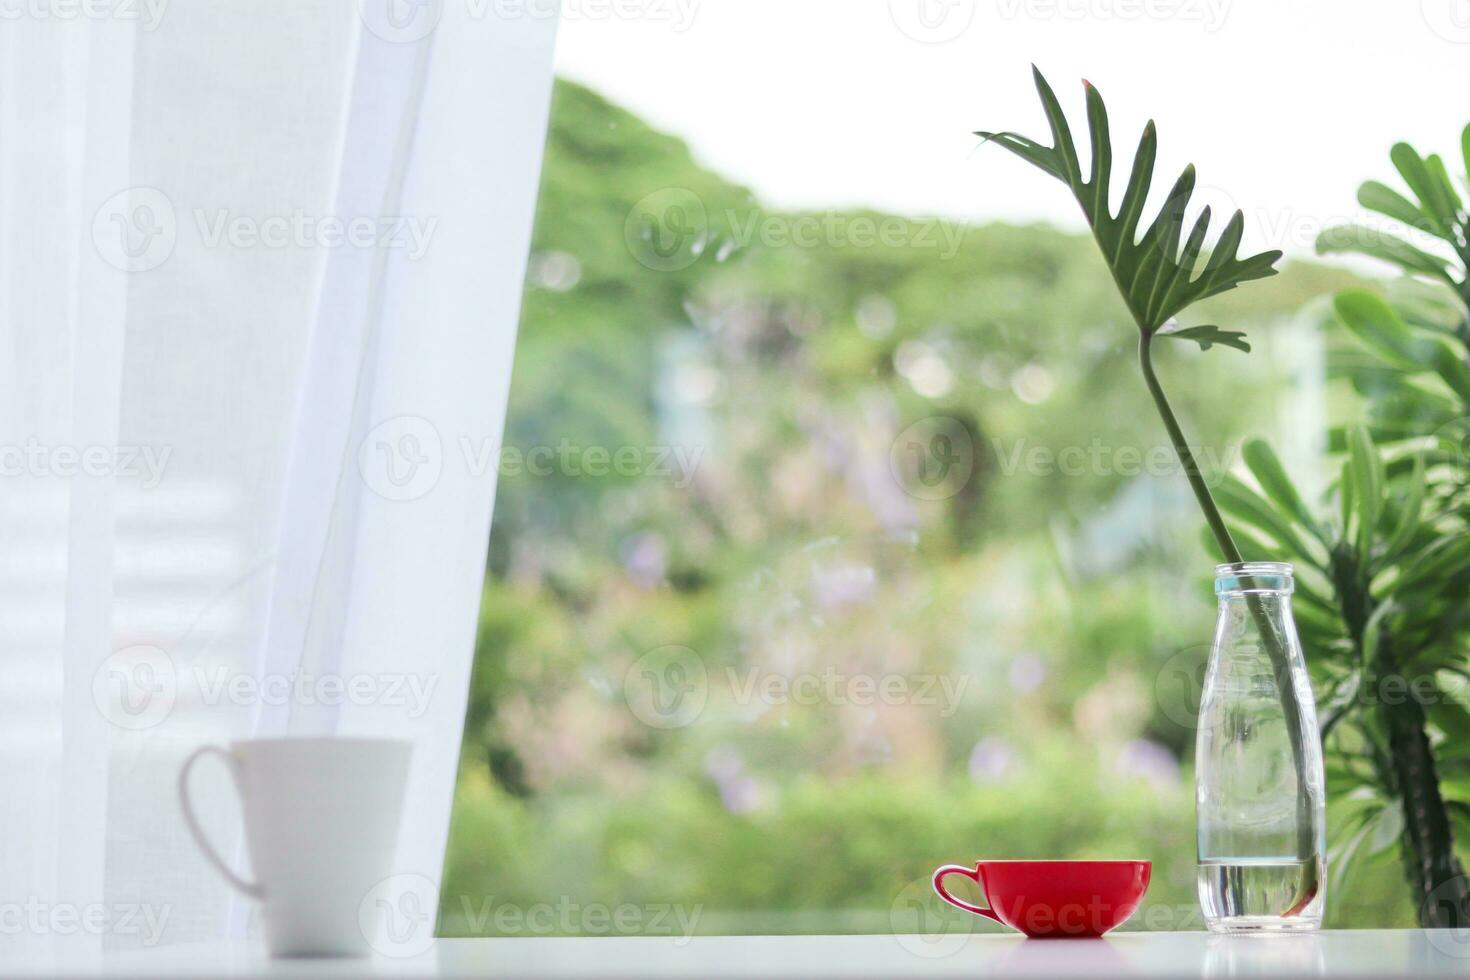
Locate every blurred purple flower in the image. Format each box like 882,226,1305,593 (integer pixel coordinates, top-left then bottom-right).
812,561,876,610
619,531,667,589
718,774,767,815
703,746,767,814
968,737,1015,782
1008,655,1046,693
1115,739,1181,790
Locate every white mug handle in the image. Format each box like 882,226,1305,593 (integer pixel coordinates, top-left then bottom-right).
177,745,264,899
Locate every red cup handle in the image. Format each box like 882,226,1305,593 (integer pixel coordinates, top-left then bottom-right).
932,864,1000,922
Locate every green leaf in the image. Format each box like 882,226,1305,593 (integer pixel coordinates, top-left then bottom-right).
979,69,1281,333
1214,475,1317,566
1333,290,1470,405
1451,802,1470,844
1199,524,1228,563
1384,448,1460,479
1329,808,1377,891
1296,602,1348,644
1392,142,1457,237
1320,671,1362,740
1083,80,1111,223
1368,800,1405,856
1426,153,1464,214
1333,291,1422,369
1347,425,1384,558
1462,123,1470,200
1326,425,1419,453
1032,66,1081,193
1359,601,1395,672
1429,699,1470,747
1397,535,1470,592
973,132,1063,180
1315,225,1457,287
1365,384,1459,435
1383,453,1425,561
1156,324,1251,353
1242,439,1327,544
1357,180,1436,234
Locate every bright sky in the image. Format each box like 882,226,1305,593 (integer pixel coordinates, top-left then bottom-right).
553,0,1470,259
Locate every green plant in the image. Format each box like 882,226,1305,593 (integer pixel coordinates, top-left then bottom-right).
1317,129,1470,332
1213,424,1470,927
1264,131,1470,926
977,67,1319,882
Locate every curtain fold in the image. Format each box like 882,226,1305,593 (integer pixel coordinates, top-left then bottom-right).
0,1,556,954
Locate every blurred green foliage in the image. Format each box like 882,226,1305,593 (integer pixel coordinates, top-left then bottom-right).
440,79,1413,938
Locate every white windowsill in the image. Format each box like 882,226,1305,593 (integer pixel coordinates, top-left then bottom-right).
7,930,1468,978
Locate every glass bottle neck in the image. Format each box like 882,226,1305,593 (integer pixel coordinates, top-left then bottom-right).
1215,562,1293,598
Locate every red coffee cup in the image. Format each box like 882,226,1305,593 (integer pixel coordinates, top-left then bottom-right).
932,859,1151,938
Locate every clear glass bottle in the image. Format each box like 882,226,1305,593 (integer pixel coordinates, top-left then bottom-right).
1196,562,1326,933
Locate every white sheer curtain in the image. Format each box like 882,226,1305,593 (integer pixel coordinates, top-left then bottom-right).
0,0,556,955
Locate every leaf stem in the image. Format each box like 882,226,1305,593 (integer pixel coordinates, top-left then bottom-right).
1139,332,1319,876
1137,334,1239,558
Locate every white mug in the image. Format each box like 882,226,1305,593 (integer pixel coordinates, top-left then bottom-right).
178,736,413,957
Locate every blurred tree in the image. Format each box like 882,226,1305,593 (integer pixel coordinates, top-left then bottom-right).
445,78,1381,934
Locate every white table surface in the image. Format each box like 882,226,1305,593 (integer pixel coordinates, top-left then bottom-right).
11,931,1470,978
